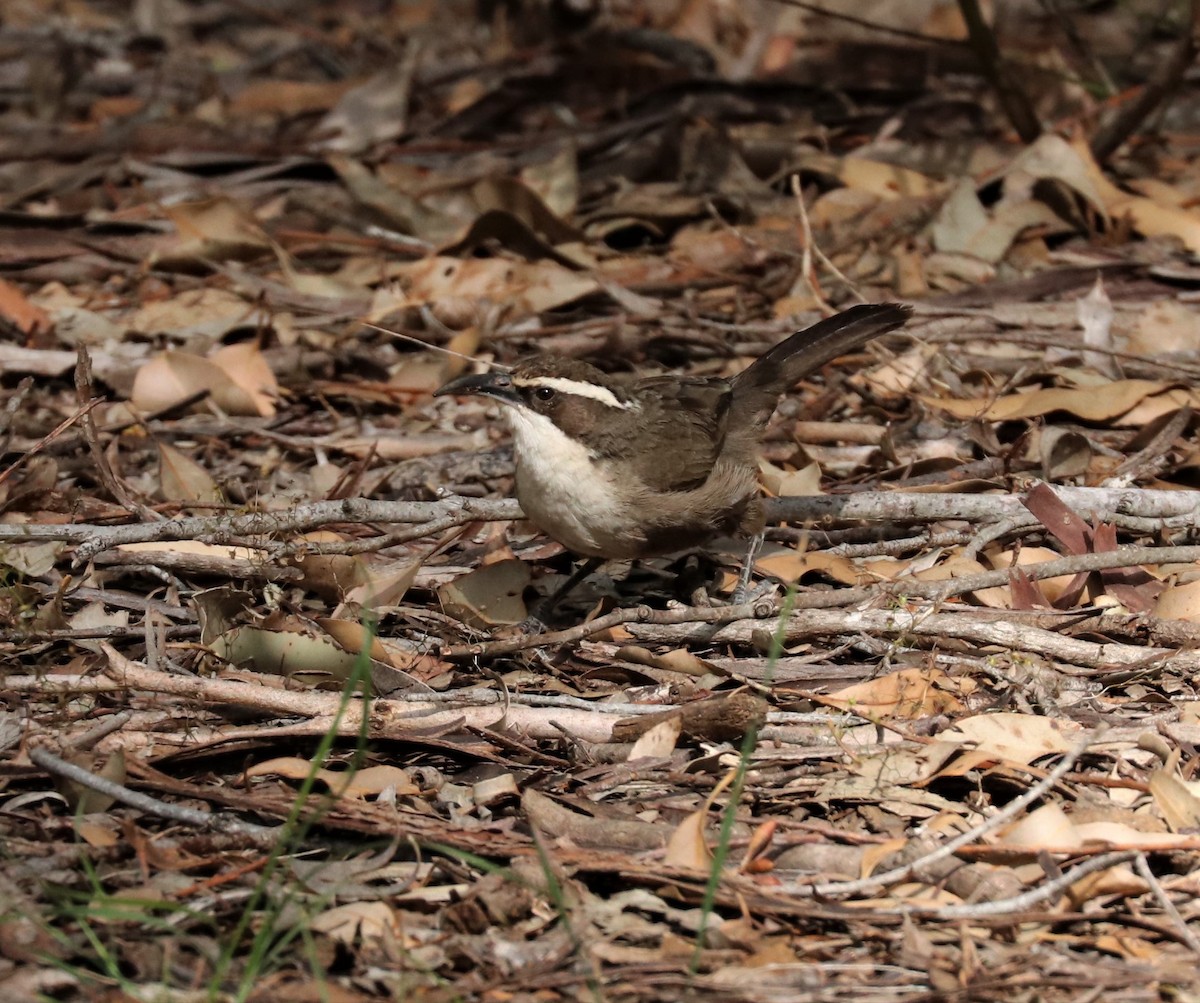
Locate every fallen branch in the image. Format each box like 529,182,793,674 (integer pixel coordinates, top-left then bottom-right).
28,745,274,840
88,644,625,743
1,487,1195,556
443,543,1200,658
626,606,1199,671
780,726,1099,898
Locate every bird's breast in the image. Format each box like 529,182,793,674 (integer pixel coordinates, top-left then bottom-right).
505,408,643,559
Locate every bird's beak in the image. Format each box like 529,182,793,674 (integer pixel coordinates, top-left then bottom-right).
434,370,520,405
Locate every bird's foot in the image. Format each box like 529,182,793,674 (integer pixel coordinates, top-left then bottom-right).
730,532,766,605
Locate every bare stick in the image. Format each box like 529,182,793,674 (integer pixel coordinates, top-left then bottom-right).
74,346,161,522
1,486,1196,554
1090,0,1200,162
628,605,1200,671
29,745,274,840
958,0,1041,142
918,850,1137,919
1133,852,1200,954
778,726,1100,898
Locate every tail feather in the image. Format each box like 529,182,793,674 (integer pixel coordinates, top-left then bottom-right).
729,303,912,429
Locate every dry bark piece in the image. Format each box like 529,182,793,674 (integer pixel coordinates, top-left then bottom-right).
610,690,767,745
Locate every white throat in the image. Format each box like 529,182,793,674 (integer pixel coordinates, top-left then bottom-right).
503,407,629,558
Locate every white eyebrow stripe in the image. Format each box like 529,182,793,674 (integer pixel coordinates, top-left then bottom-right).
513,376,637,410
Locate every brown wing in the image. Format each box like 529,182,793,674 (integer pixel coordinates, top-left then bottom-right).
608,376,733,492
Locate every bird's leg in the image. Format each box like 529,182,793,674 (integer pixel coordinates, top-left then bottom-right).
518,556,606,634
731,531,765,605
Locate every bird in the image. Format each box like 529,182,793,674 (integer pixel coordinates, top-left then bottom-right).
435,302,912,615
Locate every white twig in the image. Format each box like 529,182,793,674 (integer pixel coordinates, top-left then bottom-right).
916,850,1137,920
29,746,274,840
777,727,1102,898
1133,852,1200,954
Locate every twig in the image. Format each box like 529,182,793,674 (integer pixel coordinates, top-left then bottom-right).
779,726,1100,898
0,394,103,489
789,544,1200,610
1090,0,1200,162
917,850,1137,919
961,515,1039,561
1037,0,1116,96
85,644,629,743
2,487,1196,555
440,599,769,659
1133,852,1200,954
67,711,133,752
792,174,863,306
0,625,200,645
93,549,304,583
642,604,1200,670
28,745,274,840
957,0,1042,142
20,496,521,558
74,346,161,522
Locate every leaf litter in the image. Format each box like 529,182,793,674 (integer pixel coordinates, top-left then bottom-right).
3,2,1200,1001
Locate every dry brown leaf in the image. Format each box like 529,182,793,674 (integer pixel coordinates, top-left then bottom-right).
230,78,355,117
210,624,361,684
840,156,944,200
1148,767,1200,832
74,819,120,848
757,458,822,497
318,617,398,666
924,379,1195,424
1126,299,1200,356
342,559,421,609
290,532,372,602
370,256,599,320
856,343,938,400
309,902,402,946
941,713,1079,765
627,717,682,761
127,288,259,339
157,441,223,504
131,350,275,417
663,810,711,870
210,342,278,416
1153,579,1200,622
996,802,1080,851
851,741,962,786
823,667,965,720
438,560,530,628
245,757,420,799
0,277,51,335
978,545,1082,607
160,197,271,264
55,750,125,815
755,549,860,585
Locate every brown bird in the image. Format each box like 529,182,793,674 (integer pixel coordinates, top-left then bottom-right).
436,303,911,611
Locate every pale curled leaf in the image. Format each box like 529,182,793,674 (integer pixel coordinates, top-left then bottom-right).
157,441,223,505
663,810,711,870
627,717,682,761
131,350,275,417
940,713,1080,765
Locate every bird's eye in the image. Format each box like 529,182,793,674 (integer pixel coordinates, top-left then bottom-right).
533,386,556,402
